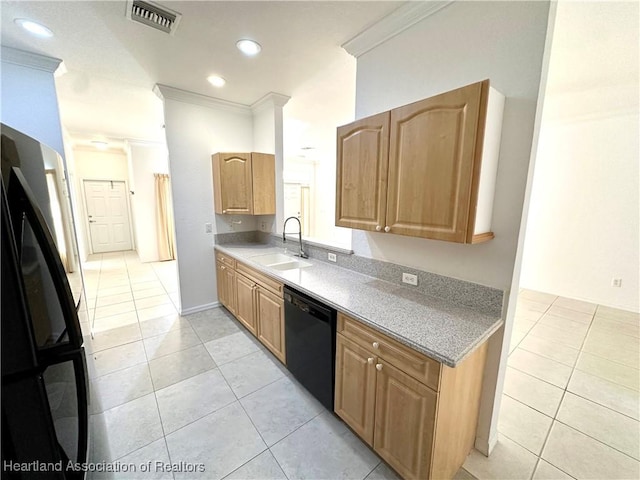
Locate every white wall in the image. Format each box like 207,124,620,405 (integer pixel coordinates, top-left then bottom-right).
521,1,640,313
157,88,254,313
352,1,552,453
252,98,279,232
283,53,356,247
127,142,170,263
353,3,550,291
252,94,289,233
1,47,65,159
72,147,132,258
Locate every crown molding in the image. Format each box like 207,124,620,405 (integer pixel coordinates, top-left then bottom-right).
251,92,291,114
342,1,454,58
1,46,62,73
153,84,252,115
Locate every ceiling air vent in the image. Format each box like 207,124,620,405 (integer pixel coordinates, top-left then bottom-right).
126,0,182,35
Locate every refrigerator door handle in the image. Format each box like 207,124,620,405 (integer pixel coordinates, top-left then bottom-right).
7,167,83,355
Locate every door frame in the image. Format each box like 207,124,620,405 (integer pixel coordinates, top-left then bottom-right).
81,178,135,255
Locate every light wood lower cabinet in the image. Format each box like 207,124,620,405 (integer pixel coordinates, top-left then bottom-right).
374,359,437,480
335,313,488,480
335,335,377,445
216,251,286,364
235,273,257,335
216,261,236,314
256,287,286,364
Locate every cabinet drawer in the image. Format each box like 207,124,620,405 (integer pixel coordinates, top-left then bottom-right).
215,251,236,269
236,261,283,297
338,313,441,391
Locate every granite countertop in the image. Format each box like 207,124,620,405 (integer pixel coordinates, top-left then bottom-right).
215,244,503,367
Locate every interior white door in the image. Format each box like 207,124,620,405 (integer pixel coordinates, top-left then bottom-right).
83,180,132,253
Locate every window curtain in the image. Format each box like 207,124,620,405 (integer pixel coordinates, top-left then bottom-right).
154,173,175,261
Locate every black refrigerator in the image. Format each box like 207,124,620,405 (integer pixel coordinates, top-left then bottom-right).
1,126,89,479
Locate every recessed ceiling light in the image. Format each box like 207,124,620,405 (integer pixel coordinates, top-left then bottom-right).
14,18,53,38
91,141,108,150
207,75,226,87
236,39,261,56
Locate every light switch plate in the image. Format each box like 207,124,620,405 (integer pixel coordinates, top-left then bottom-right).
205,223,213,233
402,272,418,286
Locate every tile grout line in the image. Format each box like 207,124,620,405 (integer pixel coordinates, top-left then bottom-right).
552,417,640,462
508,295,639,478
135,264,177,476
509,300,553,352
85,252,181,470
527,306,598,479
211,344,329,480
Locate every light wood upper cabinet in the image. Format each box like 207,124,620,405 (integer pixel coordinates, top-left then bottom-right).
256,286,285,364
335,112,390,231
212,152,275,215
250,153,277,215
335,80,504,244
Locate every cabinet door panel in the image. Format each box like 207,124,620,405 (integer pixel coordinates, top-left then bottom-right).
374,360,437,480
336,112,390,231
216,153,253,214
223,266,236,314
235,274,257,336
216,261,236,314
334,334,377,446
256,288,285,364
386,81,486,242
251,153,276,215
216,261,227,308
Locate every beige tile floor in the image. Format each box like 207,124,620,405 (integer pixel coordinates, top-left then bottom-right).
463,289,640,480
80,254,639,479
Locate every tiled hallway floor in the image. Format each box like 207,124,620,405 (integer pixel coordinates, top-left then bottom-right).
463,290,640,480
82,252,396,480
81,254,639,479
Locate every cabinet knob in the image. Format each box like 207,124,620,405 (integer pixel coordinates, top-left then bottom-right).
384,226,390,233
376,363,383,371
372,342,379,349
221,265,226,270
367,357,374,364
223,209,227,213
375,225,381,231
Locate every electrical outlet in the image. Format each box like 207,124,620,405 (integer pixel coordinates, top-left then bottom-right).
205,223,213,234
328,252,337,262
261,222,266,231
402,272,418,286
611,278,622,287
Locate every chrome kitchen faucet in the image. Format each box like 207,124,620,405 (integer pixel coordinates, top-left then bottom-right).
283,216,308,259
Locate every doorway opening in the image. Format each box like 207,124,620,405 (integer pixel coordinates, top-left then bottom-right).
82,179,133,254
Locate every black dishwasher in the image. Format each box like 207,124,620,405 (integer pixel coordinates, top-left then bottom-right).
284,286,337,411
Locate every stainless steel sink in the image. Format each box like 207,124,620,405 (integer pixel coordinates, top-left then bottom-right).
269,260,312,271
250,253,292,266
249,253,312,270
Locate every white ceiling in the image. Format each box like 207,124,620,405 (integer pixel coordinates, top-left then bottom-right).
0,1,401,143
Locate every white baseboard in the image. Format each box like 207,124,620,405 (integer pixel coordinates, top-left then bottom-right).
180,301,220,316
475,431,499,456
